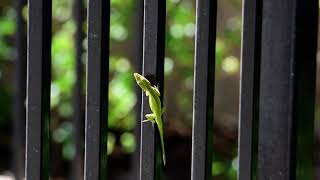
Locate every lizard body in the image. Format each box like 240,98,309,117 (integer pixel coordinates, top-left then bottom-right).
134,73,166,166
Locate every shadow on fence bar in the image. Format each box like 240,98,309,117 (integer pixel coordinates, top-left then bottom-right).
13,0,27,179
70,0,85,179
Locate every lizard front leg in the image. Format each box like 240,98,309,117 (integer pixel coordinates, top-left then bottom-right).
142,113,156,124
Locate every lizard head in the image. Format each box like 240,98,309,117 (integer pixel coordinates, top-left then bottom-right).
134,73,151,92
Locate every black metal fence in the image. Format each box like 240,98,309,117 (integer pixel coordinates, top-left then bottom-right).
12,0,318,179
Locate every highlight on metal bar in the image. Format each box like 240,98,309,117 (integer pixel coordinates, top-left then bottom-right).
84,0,110,179
25,0,52,179
191,0,217,179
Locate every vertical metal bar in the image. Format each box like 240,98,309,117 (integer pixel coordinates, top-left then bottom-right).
237,0,262,179
293,1,318,179
13,0,27,179
258,0,318,179
71,0,85,179
25,0,52,179
84,0,109,179
131,0,143,179
191,0,217,179
140,0,165,179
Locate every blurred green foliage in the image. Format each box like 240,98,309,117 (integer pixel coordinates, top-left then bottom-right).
0,7,15,128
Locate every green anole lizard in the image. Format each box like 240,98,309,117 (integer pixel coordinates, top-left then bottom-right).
134,73,166,166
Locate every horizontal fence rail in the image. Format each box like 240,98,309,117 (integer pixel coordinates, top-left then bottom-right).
10,0,318,179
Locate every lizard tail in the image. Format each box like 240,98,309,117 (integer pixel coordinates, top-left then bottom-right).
158,127,166,166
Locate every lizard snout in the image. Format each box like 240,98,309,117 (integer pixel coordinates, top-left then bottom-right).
134,73,144,83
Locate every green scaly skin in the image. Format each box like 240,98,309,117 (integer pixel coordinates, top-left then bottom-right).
134,73,166,166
